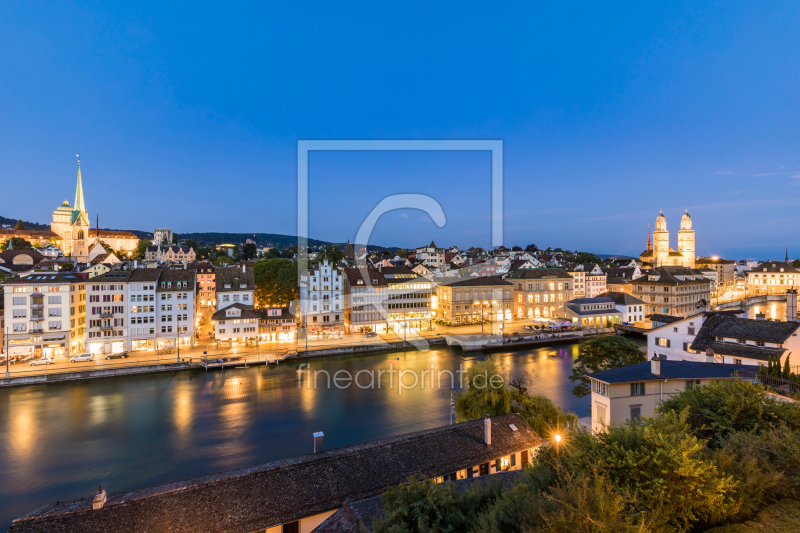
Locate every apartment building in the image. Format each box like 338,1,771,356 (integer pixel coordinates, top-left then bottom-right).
127,268,162,352
696,256,736,291
631,266,711,318
86,270,133,355
195,262,216,307
3,273,86,360
435,277,514,323
597,291,646,324
505,268,573,320
415,240,445,268
343,267,388,333
156,269,196,350
257,307,297,342
216,265,255,310
213,265,256,346
746,261,799,296
299,260,344,335
382,267,433,331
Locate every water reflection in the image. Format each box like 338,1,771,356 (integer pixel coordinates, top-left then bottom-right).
0,341,639,530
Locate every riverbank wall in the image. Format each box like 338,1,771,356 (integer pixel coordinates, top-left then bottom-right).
0,362,198,388
293,337,449,359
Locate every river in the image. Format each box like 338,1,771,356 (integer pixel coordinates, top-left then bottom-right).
1,340,631,530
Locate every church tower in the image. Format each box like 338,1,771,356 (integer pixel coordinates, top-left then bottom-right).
677,210,695,268
70,158,90,261
653,212,669,267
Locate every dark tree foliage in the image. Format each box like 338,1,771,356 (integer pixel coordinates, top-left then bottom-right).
568,336,646,397
253,258,299,307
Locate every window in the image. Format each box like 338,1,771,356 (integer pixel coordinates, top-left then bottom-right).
734,358,742,365
630,383,645,396
685,380,701,390
12,297,26,305
595,403,607,424
48,308,62,317
12,309,26,318
630,407,641,423
656,338,670,348
592,380,608,396
688,327,695,335
13,323,26,332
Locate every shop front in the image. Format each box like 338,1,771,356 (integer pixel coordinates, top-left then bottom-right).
132,339,154,352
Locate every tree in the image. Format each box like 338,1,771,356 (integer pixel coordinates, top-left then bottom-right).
281,246,297,259
660,380,800,447
133,238,152,259
253,258,299,307
545,247,553,253
784,354,792,379
525,244,538,252
242,242,257,260
14,220,25,230
171,234,178,245
98,240,115,254
454,360,513,422
183,239,198,250
265,247,282,259
793,259,800,269
397,249,408,258
568,336,646,397
575,252,602,265
1,237,33,251
318,245,343,263
512,246,522,251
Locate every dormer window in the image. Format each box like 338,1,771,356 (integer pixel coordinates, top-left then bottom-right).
224,283,231,289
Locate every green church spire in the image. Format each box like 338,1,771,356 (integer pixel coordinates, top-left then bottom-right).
74,156,85,215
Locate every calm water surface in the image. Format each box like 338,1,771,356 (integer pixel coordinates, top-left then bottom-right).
0,340,645,530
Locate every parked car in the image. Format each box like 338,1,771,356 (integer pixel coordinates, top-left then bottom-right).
105,352,129,360
363,332,378,338
70,353,94,363
30,357,55,366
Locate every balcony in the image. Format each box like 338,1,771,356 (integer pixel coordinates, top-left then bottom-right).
99,312,114,318
30,316,44,322
30,303,44,309
30,329,44,335
101,324,114,331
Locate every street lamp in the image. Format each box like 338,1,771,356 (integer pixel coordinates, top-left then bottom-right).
554,433,562,460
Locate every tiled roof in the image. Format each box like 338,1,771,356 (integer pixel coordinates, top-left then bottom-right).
3,272,84,285
633,266,713,285
9,414,541,533
443,276,512,287
745,261,800,274
91,270,135,282
690,315,800,358
215,266,255,293
648,313,682,324
589,360,761,384
343,267,387,287
156,269,195,292
0,249,46,263
596,291,646,306
211,303,261,320
503,268,570,280
255,307,296,321
128,268,164,282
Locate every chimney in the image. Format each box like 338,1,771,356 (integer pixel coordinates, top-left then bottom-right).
484,417,491,446
651,356,661,376
756,312,766,321
92,486,107,511
313,431,324,453
242,264,246,273
787,289,798,323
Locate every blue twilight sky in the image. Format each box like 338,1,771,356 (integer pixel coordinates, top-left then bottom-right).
1,2,799,259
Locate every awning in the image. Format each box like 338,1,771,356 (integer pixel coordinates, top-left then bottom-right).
42,334,65,341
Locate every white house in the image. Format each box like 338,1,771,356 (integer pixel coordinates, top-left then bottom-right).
215,265,255,310
155,268,196,350
597,291,647,324
644,311,800,368
3,272,86,360
299,260,344,334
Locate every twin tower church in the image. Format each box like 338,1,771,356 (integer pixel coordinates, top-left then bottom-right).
50,160,139,262
639,211,696,268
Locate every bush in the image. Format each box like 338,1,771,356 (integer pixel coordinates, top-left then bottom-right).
659,380,800,447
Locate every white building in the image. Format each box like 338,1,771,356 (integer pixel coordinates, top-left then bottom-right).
154,229,173,245
126,268,162,352
155,268,196,350
644,311,800,368
568,263,607,299
39,244,65,258
86,271,133,355
299,260,344,335
598,291,647,324
415,240,445,268
215,265,255,310
3,273,86,360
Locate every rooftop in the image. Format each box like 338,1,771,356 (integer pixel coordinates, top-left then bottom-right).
590,360,761,384
9,414,541,533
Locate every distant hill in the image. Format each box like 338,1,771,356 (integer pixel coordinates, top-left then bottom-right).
0,215,50,231
176,232,400,252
